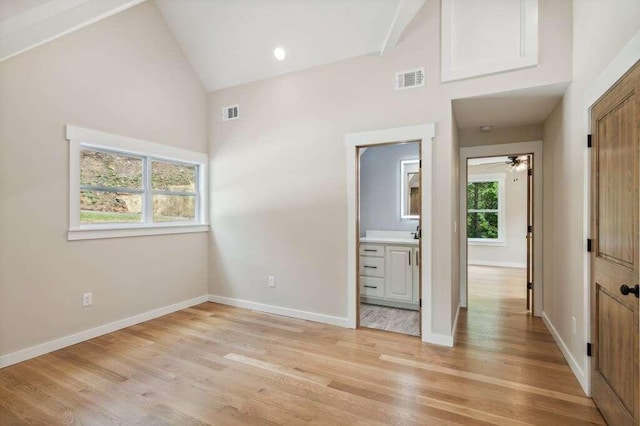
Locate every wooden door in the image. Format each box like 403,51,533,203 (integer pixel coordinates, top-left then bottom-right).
385,246,413,302
591,61,639,426
413,247,420,303
526,154,534,311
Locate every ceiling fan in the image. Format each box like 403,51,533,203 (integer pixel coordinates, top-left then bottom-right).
505,155,528,172
488,155,528,172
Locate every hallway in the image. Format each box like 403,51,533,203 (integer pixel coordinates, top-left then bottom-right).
457,265,603,423
0,267,603,424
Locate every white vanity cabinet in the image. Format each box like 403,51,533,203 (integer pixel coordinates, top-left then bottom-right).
359,245,385,298
359,241,420,310
384,246,413,302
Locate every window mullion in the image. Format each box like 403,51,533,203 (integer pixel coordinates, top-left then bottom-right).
80,185,144,194
151,190,198,197
192,164,199,223
143,157,153,224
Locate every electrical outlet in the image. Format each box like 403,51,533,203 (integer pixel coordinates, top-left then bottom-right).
268,276,276,288
83,292,93,307
572,316,576,334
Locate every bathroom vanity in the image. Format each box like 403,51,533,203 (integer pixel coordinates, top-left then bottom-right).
359,231,420,311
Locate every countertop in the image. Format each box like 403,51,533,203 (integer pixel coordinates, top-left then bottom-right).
359,237,419,245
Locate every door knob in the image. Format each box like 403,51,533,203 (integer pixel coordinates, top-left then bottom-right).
620,284,639,298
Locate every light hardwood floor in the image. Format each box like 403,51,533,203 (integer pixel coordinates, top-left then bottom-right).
0,266,604,425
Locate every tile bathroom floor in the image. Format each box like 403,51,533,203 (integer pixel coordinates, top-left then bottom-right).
359,303,420,336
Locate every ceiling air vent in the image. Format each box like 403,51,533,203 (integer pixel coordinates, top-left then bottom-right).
222,105,239,121
395,68,425,90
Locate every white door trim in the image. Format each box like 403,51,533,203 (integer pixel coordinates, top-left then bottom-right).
459,140,543,317
345,123,436,343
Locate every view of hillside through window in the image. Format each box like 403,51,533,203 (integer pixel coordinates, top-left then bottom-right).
80,149,198,224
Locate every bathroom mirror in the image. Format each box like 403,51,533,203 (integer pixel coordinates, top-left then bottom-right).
400,159,420,219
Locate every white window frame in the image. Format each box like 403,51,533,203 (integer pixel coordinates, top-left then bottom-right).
66,125,209,241
467,173,505,246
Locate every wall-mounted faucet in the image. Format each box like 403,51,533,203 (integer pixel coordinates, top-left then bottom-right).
413,225,421,239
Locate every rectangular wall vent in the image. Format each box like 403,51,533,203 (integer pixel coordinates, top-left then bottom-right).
222,105,239,121
395,68,425,90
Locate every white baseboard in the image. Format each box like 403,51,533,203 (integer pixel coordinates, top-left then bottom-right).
422,306,459,348
542,311,589,395
468,260,527,268
208,294,350,328
451,304,461,344
423,332,453,347
0,294,209,369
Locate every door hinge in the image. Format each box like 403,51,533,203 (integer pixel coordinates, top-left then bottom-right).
527,282,533,290
528,169,533,176
587,343,592,357
587,134,592,148
527,225,533,233
587,239,592,252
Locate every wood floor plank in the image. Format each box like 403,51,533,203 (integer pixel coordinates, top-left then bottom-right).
0,266,605,425
224,353,332,386
379,353,595,407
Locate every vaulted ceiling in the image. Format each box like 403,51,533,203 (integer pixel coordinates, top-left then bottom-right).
155,0,423,91
1,0,425,91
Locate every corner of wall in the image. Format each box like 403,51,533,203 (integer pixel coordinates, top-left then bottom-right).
542,311,589,395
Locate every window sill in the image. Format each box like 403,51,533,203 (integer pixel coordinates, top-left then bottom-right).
68,223,209,241
468,239,506,247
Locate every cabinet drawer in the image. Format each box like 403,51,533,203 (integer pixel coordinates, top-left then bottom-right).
359,244,384,257
360,276,384,297
359,256,384,277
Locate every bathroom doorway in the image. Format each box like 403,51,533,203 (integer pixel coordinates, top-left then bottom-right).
356,141,422,336
345,123,434,342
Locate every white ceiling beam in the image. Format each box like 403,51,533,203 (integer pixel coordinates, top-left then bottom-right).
0,0,147,62
380,0,425,55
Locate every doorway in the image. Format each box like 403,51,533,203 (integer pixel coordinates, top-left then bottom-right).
459,140,543,317
345,123,435,343
357,142,421,336
465,154,533,312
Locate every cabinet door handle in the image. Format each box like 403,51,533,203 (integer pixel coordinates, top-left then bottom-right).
364,285,377,289
364,265,377,269
409,254,411,266
364,249,377,252
416,252,419,266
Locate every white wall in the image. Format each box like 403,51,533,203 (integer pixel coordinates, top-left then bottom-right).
542,0,640,393
208,0,572,337
467,163,528,267
360,143,420,237
0,2,208,357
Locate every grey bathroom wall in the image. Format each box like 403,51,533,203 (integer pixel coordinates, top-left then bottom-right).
360,142,420,237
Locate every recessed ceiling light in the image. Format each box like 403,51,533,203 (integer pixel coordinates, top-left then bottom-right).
274,47,286,61
479,125,493,132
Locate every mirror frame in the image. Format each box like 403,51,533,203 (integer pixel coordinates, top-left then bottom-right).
400,159,420,220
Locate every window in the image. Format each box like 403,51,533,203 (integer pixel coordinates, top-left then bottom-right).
467,174,505,245
67,125,208,240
